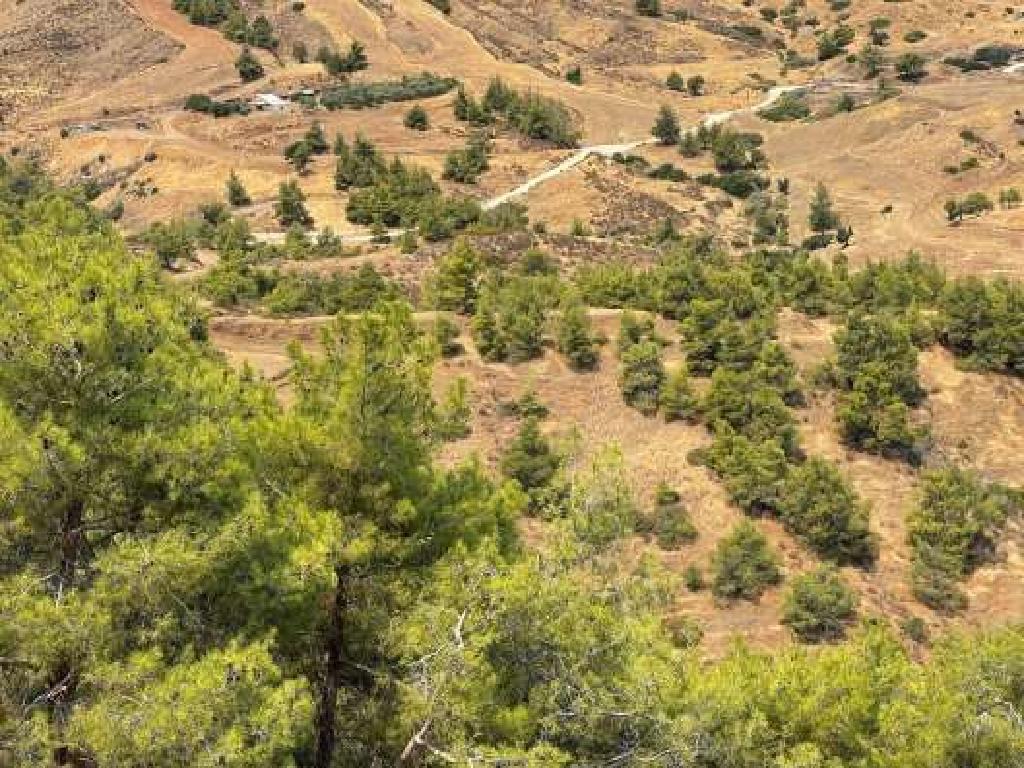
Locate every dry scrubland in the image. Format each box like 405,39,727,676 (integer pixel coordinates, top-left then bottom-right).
4,0,1024,652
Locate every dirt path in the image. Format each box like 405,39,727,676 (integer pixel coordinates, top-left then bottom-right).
250,81,816,242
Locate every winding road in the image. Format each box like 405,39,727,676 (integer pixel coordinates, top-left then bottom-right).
252,84,820,245
252,67,1021,245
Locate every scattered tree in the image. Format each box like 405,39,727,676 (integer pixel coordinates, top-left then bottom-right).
652,105,682,145
226,171,251,207
712,520,783,600
782,566,859,642
275,180,312,226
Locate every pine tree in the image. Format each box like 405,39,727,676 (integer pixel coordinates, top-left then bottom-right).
808,182,840,233
275,180,312,226
557,293,599,371
235,47,264,81
620,340,665,415
430,238,483,314
652,105,681,145
472,290,505,361
404,104,430,130
782,566,859,642
436,377,473,440
305,122,329,154
285,140,313,174
712,520,783,600
500,415,559,496
660,363,698,422
226,171,251,207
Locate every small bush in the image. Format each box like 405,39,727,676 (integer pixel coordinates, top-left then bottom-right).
782,566,858,642
712,520,783,600
404,105,430,130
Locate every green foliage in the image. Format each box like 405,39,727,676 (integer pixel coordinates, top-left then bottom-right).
712,520,783,600
782,566,859,642
575,263,656,309
808,182,840,233
436,377,473,441
556,292,599,371
429,238,484,314
471,274,552,363
907,468,1018,611
320,72,456,109
703,368,800,456
566,65,583,85
938,275,1024,375
284,138,314,173
636,0,662,16
404,104,430,130
185,93,251,117
432,313,464,357
780,458,876,565
173,0,237,25
563,446,638,547
711,129,765,172
759,91,811,121
638,483,698,548
617,310,659,355
666,71,686,90
897,52,927,81
465,78,581,148
334,132,386,189
700,429,790,514
833,312,925,461
443,132,490,183
945,191,994,221
817,25,856,60
619,340,665,415
275,180,312,227
143,218,197,268
235,47,264,82
316,40,368,75
263,264,402,316
652,105,681,145
344,153,481,239
226,171,251,207
500,415,560,502
660,363,698,422
7,163,1024,768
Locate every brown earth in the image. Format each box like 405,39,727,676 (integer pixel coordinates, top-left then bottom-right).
3,0,1023,650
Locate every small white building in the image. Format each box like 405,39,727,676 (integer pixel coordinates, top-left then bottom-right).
250,93,290,112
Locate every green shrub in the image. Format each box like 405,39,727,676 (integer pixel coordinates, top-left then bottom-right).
404,105,430,130
500,415,560,504
636,0,662,16
660,364,698,422
619,340,665,415
782,566,858,642
321,73,457,110
436,377,473,441
712,520,782,600
556,293,600,371
758,92,810,122
235,47,264,82
779,457,876,565
684,564,705,591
